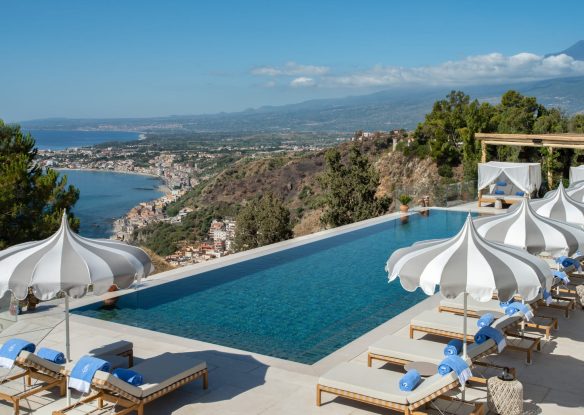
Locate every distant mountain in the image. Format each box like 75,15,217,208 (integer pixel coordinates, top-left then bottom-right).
20,77,584,133
546,40,584,60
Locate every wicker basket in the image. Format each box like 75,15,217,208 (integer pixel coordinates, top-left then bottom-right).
487,376,523,415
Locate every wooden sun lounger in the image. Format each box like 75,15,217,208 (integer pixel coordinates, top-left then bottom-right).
317,362,484,415
477,190,526,207
0,352,67,415
53,353,208,415
438,297,558,339
366,335,514,385
409,311,540,364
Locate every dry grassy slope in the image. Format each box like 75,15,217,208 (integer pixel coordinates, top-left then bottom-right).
191,137,446,236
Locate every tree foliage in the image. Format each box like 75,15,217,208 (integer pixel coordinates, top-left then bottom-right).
319,146,389,228
234,193,292,252
0,121,79,249
410,90,578,184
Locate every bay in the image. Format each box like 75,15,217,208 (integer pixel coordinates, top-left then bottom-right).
27,129,141,150
57,169,163,238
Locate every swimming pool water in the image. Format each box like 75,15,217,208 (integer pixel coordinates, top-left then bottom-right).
74,210,471,364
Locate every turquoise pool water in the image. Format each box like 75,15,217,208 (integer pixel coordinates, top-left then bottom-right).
74,210,471,364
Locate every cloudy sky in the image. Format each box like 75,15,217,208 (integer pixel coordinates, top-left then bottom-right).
1,0,582,121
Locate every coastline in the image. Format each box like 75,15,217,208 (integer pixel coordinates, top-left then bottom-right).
56,167,171,194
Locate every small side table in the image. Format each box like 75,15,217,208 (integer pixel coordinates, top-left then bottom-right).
487,376,523,415
403,361,437,377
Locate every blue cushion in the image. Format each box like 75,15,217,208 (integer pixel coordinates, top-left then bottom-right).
494,190,505,195
515,191,525,196
496,181,507,186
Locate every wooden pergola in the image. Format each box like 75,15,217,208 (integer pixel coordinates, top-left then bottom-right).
476,133,584,187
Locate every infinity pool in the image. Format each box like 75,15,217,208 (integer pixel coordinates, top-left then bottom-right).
74,210,471,364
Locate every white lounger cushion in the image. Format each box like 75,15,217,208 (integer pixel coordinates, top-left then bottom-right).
369,335,497,364
18,351,64,375
94,353,207,398
412,311,521,336
319,362,458,405
369,336,445,364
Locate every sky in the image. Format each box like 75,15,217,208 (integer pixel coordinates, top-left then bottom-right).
1,0,583,122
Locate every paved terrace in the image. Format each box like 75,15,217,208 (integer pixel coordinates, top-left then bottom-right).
1,204,582,414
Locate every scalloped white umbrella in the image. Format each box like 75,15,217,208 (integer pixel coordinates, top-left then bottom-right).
531,182,584,226
386,214,552,358
0,213,153,362
474,199,584,256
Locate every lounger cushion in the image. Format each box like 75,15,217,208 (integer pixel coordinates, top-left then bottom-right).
491,315,521,331
411,311,480,336
466,339,496,359
89,340,133,358
17,351,63,376
318,362,458,405
368,335,445,365
94,353,206,398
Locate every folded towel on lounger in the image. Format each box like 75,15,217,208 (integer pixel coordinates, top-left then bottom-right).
0,339,36,369
555,256,581,271
113,368,144,386
504,302,534,321
499,298,515,308
36,348,66,364
444,339,463,356
399,369,421,391
543,290,553,305
477,313,494,328
438,356,472,385
69,355,111,393
475,326,506,353
553,270,570,285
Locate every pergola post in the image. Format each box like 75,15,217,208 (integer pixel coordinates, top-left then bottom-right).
547,147,554,189
481,141,487,163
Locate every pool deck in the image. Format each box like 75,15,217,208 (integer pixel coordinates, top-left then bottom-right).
2,204,583,414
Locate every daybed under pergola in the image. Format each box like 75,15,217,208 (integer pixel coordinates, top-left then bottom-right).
477,161,541,207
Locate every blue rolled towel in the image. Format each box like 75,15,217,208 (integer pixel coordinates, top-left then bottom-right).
444,339,463,356
474,326,507,352
553,270,570,285
477,313,494,328
112,368,144,386
499,298,515,308
504,302,534,320
69,355,111,393
438,356,472,384
515,191,525,196
494,190,505,195
36,348,65,364
555,256,581,271
496,181,507,186
398,369,421,391
0,338,36,369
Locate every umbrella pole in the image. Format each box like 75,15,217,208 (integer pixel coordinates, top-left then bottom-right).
65,295,71,405
462,292,468,401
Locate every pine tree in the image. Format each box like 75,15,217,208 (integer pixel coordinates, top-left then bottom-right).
234,193,292,251
0,121,80,249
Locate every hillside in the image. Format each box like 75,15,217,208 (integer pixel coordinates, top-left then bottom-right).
20,77,584,133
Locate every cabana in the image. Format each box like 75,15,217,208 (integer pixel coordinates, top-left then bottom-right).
569,165,584,186
478,161,541,207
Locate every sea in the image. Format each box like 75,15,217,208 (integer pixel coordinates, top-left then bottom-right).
26,129,141,150
58,170,164,239
24,129,161,239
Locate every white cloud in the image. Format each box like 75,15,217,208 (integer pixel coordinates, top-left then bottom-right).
251,62,330,77
251,53,584,88
290,77,316,87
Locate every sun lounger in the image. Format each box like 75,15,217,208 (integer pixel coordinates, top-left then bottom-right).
0,340,133,414
410,311,540,364
367,335,513,384
317,362,484,414
438,296,558,339
53,352,208,415
0,351,67,415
